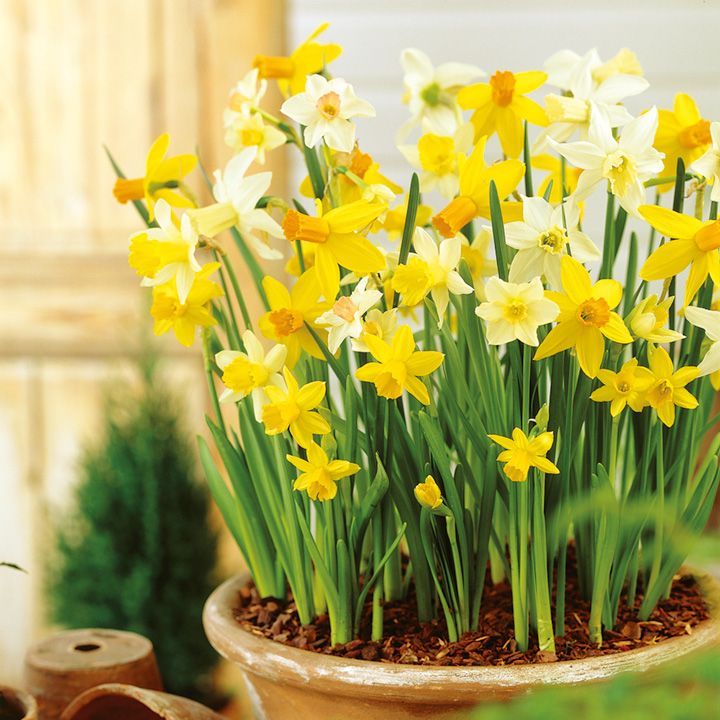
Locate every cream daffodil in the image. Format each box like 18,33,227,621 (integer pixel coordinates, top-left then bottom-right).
506,196,600,289
281,75,375,153
351,308,399,353
590,358,654,416
316,277,383,353
535,256,633,378
216,330,288,421
684,306,720,379
287,442,360,501
226,68,267,115
691,121,720,203
626,294,684,344
544,48,643,92
399,48,484,138
129,199,200,304
488,429,559,483
638,205,720,306
224,111,286,164
432,137,525,238
644,346,699,428
476,276,559,346
550,105,664,215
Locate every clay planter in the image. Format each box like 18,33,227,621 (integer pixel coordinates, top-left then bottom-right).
203,570,720,720
0,686,37,720
59,683,224,720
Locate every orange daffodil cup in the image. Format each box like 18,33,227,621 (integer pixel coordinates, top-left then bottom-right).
113,31,720,656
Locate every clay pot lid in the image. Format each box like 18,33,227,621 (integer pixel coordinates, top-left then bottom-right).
203,569,720,702
0,685,38,720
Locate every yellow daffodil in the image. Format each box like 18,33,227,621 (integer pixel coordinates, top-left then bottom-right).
414,475,443,509
355,325,444,405
639,205,720,306
476,276,559,346
644,346,699,427
626,294,684,344
432,137,525,238
259,269,330,367
287,442,360,501
261,367,330,448
691,122,720,203
488,428,559,482
535,256,633,378
590,358,654,416
381,197,434,241
253,23,342,97
285,240,317,276
150,262,223,347
351,308,399,353
460,226,497,299
654,93,711,191
282,199,386,300
531,154,582,204
457,70,547,157
113,133,196,220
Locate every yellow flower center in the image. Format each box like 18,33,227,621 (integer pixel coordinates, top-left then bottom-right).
432,195,478,238
602,151,637,197
349,148,373,178
333,296,358,322
253,55,294,79
269,308,304,337
113,177,145,204
418,134,456,176
283,210,331,244
649,379,673,405
538,226,568,255
223,357,269,394
490,71,516,107
503,299,528,322
678,119,711,149
262,399,300,432
576,297,611,327
240,128,265,147
693,220,720,252
616,380,631,394
373,361,406,399
545,94,589,124
316,91,341,120
420,82,442,107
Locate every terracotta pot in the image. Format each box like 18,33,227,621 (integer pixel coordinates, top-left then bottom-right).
59,683,224,720
203,570,720,720
24,629,162,720
0,686,37,720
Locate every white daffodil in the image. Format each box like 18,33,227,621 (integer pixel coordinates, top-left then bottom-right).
226,68,267,115
460,226,496,300
691,121,720,203
626,295,684,344
352,308,399,353
684,306,720,378
281,75,375,153
187,147,284,260
544,48,643,92
475,276,559,346
224,111,287,164
398,48,484,139
399,122,474,199
216,330,287,421
549,105,664,215
129,199,201,304
316,277,383,353
535,49,648,151
506,196,600,289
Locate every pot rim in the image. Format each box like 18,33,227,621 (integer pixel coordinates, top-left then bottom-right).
0,685,37,718
203,568,720,703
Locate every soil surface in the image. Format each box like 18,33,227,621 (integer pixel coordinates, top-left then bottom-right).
232,561,710,666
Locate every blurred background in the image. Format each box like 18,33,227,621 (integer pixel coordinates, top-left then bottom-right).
1,0,719,704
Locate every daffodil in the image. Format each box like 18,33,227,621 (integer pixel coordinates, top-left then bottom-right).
215,330,288,420
684,306,720,381
282,199,386,300
223,111,286,164
457,69,547,157
549,106,663,215
281,75,375,153
380,197,434,241
351,308,399,353
644,346,699,427
316,277,383,353
331,147,403,206
285,241,317,276
460,226,497,299
544,48,643,92
261,367,330,448
355,325,444,405
128,199,200,304
398,48,484,138
590,358,654,416
254,23,342,97
531,154,582,204
432,137,525,238
476,276,559,346
414,475,443,509
691,121,720,203
225,68,267,115
398,122,474,199
488,429,560,482
112,133,197,220
535,256,633,378
287,442,360,501
259,268,330,367
626,294,684,344
187,147,283,260
506,197,600,289
638,205,720,306
654,94,711,191
150,262,223,347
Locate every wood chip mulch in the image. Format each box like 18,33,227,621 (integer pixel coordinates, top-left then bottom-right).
232,561,709,666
